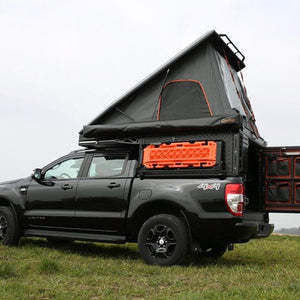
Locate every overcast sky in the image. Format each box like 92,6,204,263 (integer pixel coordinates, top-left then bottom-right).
0,0,299,228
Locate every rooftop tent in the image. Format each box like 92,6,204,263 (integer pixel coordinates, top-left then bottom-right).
80,30,258,143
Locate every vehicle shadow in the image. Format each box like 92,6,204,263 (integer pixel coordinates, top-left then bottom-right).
188,251,285,268
20,237,141,261
19,237,282,268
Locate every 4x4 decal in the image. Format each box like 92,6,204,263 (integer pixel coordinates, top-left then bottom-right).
197,183,221,191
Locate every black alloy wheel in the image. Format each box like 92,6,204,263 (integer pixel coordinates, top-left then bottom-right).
138,214,188,266
0,206,20,246
0,214,8,241
145,224,176,259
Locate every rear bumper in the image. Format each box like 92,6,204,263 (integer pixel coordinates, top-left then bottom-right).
235,221,274,241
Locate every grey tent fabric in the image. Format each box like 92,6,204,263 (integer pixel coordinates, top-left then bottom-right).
79,30,258,142
91,42,233,126
215,51,246,116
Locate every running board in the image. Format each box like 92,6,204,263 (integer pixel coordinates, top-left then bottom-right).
24,229,126,244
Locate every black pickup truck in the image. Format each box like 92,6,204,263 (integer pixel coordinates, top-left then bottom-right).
1,31,299,266
0,145,274,266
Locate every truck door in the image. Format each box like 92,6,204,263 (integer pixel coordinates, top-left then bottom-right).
75,153,131,234
25,155,85,228
263,147,300,212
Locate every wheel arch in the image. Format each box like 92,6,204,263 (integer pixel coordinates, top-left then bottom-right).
0,197,12,207
0,197,20,232
126,200,192,242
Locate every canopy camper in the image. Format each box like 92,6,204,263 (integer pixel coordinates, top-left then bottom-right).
79,30,300,214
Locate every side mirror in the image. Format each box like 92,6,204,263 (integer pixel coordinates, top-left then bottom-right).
31,168,42,181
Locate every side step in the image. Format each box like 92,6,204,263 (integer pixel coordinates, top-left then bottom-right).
24,229,126,244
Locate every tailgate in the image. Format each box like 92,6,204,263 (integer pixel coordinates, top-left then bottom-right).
262,146,300,213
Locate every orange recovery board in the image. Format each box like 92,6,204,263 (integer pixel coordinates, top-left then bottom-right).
143,141,217,169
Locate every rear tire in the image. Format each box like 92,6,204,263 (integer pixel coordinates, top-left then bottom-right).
0,206,20,246
138,214,189,266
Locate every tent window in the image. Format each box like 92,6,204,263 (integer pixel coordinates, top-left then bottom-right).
157,80,212,121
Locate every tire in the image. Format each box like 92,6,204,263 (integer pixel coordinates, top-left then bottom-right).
0,206,20,246
201,244,227,258
138,214,189,266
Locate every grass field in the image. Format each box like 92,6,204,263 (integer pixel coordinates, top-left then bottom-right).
0,234,299,299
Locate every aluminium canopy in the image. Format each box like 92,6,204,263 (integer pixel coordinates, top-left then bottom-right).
80,30,259,144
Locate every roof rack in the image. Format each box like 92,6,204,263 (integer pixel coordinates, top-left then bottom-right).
68,149,87,154
79,138,140,149
219,34,245,62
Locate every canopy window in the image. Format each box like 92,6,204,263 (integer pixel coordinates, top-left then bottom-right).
157,80,212,121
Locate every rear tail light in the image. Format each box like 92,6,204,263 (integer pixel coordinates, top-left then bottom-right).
225,184,244,217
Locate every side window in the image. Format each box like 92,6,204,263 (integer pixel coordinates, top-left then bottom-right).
88,155,126,178
44,157,84,180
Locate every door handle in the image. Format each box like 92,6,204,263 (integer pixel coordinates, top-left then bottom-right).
61,184,73,190
107,182,121,189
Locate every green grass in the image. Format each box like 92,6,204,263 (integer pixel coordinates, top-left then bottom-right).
38,258,59,275
0,235,299,299
0,262,16,279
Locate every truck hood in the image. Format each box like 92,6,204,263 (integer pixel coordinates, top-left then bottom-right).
0,178,26,186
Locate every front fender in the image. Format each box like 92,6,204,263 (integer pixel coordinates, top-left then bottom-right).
0,177,32,227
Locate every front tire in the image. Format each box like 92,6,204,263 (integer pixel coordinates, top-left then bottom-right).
138,214,189,266
0,206,20,246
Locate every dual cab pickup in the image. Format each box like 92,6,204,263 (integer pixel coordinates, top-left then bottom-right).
0,147,273,266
